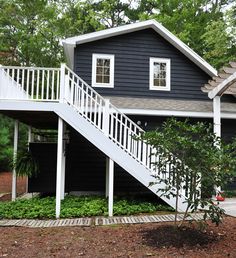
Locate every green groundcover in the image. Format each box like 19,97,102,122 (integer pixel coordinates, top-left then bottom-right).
0,195,173,219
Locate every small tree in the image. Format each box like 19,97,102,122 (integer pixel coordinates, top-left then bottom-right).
140,118,236,227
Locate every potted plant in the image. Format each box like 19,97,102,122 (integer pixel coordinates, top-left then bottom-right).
13,147,39,177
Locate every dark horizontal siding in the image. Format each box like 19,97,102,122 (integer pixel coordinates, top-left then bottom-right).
28,143,57,193
75,28,213,101
29,118,236,193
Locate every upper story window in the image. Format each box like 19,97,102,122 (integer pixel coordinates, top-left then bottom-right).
92,53,114,88
149,57,170,91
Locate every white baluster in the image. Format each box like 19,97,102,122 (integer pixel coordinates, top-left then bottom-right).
51,70,55,100
31,70,35,99
41,70,45,100
36,70,40,100
46,70,50,100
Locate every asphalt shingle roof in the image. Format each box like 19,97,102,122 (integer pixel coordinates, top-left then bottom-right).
106,96,236,113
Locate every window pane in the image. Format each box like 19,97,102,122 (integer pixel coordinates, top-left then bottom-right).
103,76,110,83
160,71,166,78
153,78,159,86
153,64,160,78
96,75,103,83
160,79,166,86
96,67,103,75
104,67,110,76
103,59,110,67
97,59,103,66
160,63,166,71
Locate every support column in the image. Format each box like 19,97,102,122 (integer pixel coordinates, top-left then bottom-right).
213,96,221,138
105,157,109,197
12,120,19,201
60,63,66,103
56,117,64,218
60,123,66,200
106,158,114,217
25,126,33,194
213,96,221,194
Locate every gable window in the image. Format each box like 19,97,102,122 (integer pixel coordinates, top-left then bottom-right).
92,54,114,88
149,58,170,91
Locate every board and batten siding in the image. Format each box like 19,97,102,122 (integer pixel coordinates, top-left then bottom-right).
74,28,211,101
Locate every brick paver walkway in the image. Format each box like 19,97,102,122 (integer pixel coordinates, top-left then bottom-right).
0,213,204,228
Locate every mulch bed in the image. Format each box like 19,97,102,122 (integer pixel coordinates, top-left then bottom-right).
0,193,11,202
0,216,235,257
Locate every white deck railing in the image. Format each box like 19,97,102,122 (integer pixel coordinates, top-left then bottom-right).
63,65,154,169
0,64,199,198
0,66,60,101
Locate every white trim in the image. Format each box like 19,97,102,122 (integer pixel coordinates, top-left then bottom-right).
62,20,217,77
92,54,114,88
1,101,236,120
149,57,170,91
118,108,236,119
0,101,61,112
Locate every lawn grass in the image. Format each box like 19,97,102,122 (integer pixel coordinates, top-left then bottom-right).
0,195,173,219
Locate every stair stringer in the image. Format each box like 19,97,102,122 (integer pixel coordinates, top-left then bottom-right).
54,103,188,212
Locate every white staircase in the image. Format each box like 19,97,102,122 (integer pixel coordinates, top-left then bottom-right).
0,64,193,211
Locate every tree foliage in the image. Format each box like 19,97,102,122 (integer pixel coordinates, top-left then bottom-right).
0,115,28,172
0,0,235,68
0,120,13,171
130,0,235,69
140,119,236,227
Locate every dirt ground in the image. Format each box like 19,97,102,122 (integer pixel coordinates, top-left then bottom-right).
0,216,235,258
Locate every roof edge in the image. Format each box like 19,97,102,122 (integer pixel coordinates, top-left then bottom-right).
62,19,217,77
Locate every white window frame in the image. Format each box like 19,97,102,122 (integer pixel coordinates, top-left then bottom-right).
92,53,115,88
149,57,171,91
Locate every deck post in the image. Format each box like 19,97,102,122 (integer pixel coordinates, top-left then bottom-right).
60,63,66,103
25,126,33,194
56,117,64,218
213,96,221,138
12,120,19,201
213,96,221,194
61,123,66,200
105,157,109,197
107,158,114,217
